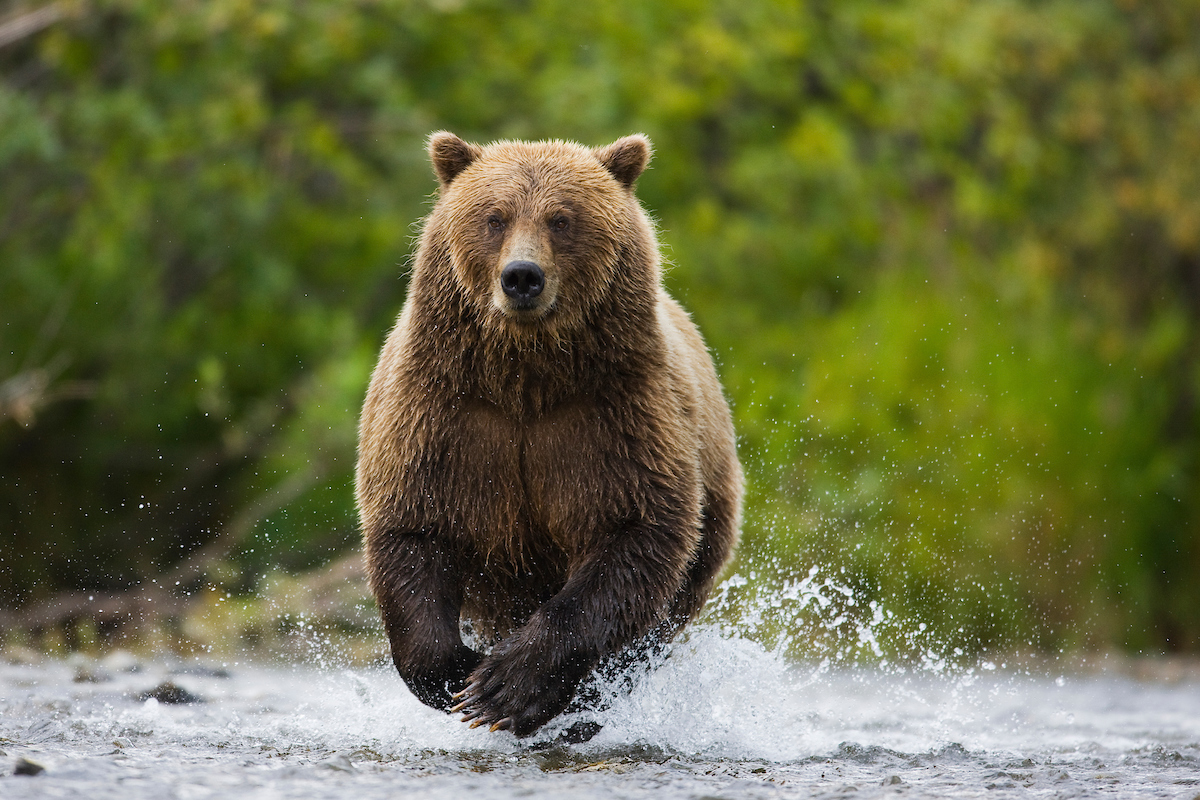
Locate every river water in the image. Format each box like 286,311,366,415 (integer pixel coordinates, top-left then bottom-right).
3,622,1199,800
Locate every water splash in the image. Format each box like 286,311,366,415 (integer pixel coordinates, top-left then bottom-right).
701,565,960,674
235,561,1056,758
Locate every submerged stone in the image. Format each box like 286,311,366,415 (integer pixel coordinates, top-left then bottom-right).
139,681,204,704
13,757,45,776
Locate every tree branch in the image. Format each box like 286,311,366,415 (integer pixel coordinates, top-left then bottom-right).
0,464,328,636
163,464,327,587
0,4,63,49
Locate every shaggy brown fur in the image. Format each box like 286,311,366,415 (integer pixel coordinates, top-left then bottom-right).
356,132,742,737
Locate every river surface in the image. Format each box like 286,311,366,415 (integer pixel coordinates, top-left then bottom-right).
2,626,1199,799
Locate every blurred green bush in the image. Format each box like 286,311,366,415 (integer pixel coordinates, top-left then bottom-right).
1,0,1198,655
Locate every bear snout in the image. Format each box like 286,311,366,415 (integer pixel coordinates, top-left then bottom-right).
500,260,546,306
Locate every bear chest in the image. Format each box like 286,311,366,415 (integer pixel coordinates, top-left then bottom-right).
437,398,625,552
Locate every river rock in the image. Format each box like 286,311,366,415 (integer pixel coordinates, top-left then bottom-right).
139,681,204,704
13,757,45,776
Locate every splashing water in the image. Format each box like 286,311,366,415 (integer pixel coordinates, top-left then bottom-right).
2,571,1199,799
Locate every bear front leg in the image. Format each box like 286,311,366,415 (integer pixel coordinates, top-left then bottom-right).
452,524,690,736
663,485,741,633
367,530,482,711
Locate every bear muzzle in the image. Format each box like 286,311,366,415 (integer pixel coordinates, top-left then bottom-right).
496,259,557,319
500,260,545,306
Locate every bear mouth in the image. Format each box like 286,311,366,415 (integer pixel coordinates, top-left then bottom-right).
508,297,543,313
495,289,557,322
503,299,555,321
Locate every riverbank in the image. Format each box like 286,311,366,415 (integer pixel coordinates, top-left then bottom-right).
5,554,1199,686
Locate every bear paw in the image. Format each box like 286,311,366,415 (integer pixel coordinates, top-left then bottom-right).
450,642,590,737
402,644,482,711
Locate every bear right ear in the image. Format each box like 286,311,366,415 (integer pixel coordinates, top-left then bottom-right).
428,131,482,186
594,134,652,189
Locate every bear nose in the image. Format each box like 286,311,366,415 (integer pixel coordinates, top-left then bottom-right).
500,260,545,301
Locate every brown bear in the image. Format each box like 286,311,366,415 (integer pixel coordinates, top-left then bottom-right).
356,132,742,738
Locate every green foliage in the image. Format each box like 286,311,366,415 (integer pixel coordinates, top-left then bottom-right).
2,0,1198,655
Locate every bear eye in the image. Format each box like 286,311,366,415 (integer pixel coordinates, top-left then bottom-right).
487,214,504,231
550,215,570,232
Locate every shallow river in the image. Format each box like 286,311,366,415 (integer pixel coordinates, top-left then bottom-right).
3,627,1199,799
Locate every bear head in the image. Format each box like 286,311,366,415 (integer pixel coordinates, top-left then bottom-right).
421,132,657,340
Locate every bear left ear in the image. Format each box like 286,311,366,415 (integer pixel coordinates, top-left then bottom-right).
429,131,483,186
594,134,652,189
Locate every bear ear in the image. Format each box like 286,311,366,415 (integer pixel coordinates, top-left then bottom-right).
594,134,652,189
428,131,483,186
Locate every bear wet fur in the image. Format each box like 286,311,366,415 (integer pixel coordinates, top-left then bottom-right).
356,132,743,737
